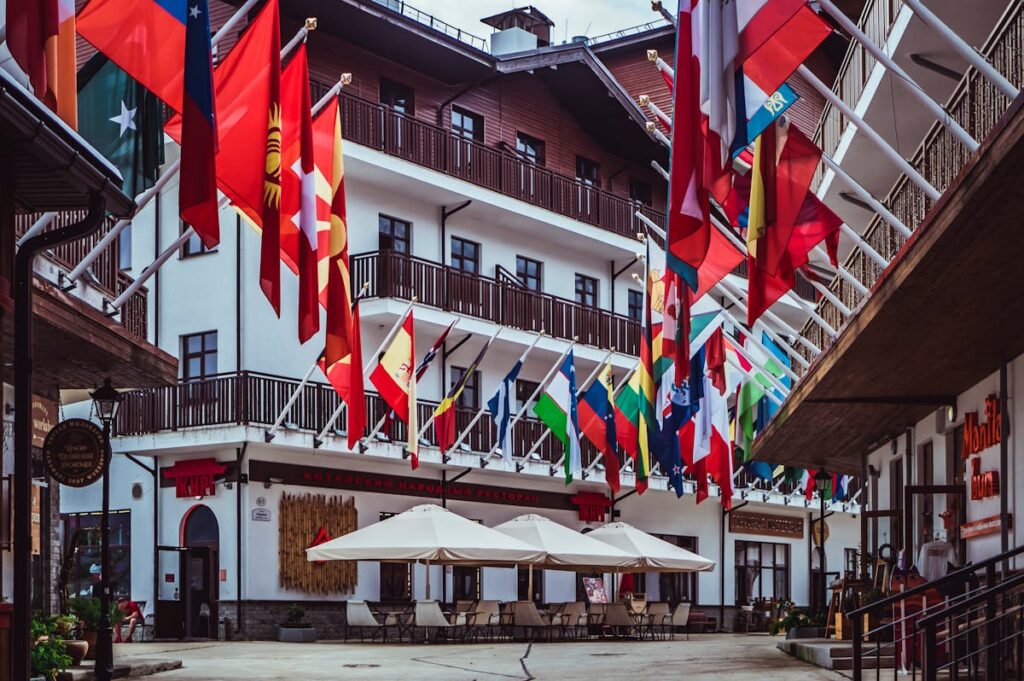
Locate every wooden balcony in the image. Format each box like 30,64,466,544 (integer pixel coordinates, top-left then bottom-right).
114,370,601,469
15,210,149,341
326,85,666,239
352,250,640,355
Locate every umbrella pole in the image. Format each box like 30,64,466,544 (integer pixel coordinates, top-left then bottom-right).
425,559,431,600
528,564,533,602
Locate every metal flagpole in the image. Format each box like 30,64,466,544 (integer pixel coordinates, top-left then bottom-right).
716,306,800,382
902,0,1018,99
527,348,615,468
726,336,791,396
810,247,869,296
647,49,674,81
714,281,813,366
725,356,784,407
638,95,670,129
105,24,318,310
715,277,820,354
265,360,321,442
448,330,546,454
816,0,979,153
819,151,913,240
412,327,501,446
15,213,55,248
582,360,640,476
650,160,669,182
484,339,577,459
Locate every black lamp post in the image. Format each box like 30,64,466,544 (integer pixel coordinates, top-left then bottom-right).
90,378,122,681
813,469,832,618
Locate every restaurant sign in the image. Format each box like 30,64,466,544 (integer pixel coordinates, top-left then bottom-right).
962,395,1002,457
961,513,1012,540
970,457,999,501
162,458,227,499
248,460,577,512
42,419,108,487
729,511,804,539
31,396,58,449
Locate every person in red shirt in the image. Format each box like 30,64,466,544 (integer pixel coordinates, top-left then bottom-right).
114,597,143,643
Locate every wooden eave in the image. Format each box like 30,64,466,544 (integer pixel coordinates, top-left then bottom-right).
750,96,1024,473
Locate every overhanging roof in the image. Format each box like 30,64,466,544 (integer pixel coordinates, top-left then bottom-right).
751,97,1024,473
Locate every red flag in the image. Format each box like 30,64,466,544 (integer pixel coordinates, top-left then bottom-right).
282,45,319,342
321,304,365,450
694,229,745,302
706,328,727,395
7,0,59,101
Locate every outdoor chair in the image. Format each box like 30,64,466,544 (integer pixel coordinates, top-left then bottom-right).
345,600,390,642
552,601,588,640
587,603,608,637
469,600,502,642
412,600,453,643
510,600,556,642
670,603,692,640
601,603,636,639
645,602,672,640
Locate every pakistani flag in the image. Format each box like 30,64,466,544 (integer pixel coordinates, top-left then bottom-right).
78,54,165,198
533,350,581,484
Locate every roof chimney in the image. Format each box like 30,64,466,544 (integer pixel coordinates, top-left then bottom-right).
481,6,555,55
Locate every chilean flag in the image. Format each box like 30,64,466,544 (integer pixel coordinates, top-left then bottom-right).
179,0,219,248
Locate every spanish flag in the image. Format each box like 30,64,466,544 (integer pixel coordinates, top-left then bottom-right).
370,312,418,467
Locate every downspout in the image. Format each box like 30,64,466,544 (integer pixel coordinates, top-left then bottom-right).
236,442,249,637
14,192,107,679
153,190,160,346
1000,364,1009,573
236,213,242,371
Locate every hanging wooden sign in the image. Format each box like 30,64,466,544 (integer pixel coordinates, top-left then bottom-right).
278,492,357,595
42,418,107,488
729,511,804,539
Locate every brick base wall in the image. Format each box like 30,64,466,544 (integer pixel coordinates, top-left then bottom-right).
218,600,349,640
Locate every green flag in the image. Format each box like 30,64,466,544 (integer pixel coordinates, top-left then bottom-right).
78,54,164,198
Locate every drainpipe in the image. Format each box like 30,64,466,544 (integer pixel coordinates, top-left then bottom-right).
1000,364,1010,574
236,442,248,637
14,193,107,680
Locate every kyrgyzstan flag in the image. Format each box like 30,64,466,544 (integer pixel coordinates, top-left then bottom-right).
281,44,319,343
320,302,366,451
370,312,418,468
77,0,188,112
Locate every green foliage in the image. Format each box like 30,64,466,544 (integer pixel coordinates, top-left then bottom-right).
31,613,73,680
768,603,824,636
68,597,101,632
282,604,309,628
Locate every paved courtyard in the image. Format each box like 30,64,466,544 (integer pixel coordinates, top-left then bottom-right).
107,634,847,680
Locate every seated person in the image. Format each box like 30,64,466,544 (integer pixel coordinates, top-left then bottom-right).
114,597,143,643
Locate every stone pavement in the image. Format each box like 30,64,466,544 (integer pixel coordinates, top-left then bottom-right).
108,634,849,680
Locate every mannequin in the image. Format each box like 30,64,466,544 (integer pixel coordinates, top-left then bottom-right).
916,530,957,582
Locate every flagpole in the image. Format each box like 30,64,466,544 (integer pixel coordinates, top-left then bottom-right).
413,327,501,447
818,151,913,241
716,278,820,355
725,356,784,406
526,347,615,469
314,298,417,447
725,337,790,397
716,308,801,382
103,23,317,311
717,291,811,370
448,330,546,454
650,160,669,183
812,243,869,296
484,339,578,460
582,360,640,476
816,0,979,153
15,213,56,248
264,358,321,442
359,315,466,445
638,95,670,129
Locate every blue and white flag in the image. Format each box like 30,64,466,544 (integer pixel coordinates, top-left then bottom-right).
488,359,523,462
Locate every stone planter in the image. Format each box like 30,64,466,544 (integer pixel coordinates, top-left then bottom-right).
64,639,89,666
277,626,318,643
786,626,826,639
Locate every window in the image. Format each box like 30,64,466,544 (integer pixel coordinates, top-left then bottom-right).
450,366,480,410
118,225,132,270
518,567,544,605
628,177,653,205
181,331,217,381
627,289,643,322
379,513,411,601
734,541,789,605
64,510,132,600
657,535,699,604
451,107,483,142
181,221,216,258
516,379,539,412
515,256,542,291
575,274,598,308
515,132,546,166
453,566,480,601
379,78,414,115
575,156,600,186
450,237,480,275
379,214,411,254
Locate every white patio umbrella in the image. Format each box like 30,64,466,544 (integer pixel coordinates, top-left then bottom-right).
586,522,716,572
306,504,546,598
494,514,642,601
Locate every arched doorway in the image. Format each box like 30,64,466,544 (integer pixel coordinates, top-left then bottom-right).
181,505,219,639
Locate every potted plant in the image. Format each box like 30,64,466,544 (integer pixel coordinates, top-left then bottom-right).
277,604,317,643
52,614,87,666
68,597,101,659
31,614,72,681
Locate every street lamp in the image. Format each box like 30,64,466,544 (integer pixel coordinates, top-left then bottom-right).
813,469,832,620
90,378,122,681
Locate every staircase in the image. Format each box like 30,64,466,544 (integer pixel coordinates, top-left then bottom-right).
777,639,895,670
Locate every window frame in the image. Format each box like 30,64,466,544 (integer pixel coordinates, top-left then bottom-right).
628,177,653,205
734,540,790,605
180,330,218,382
451,106,484,142
450,236,481,275
180,221,217,259
449,365,481,411
575,155,601,187
515,255,543,292
378,214,412,254
515,132,546,166
627,289,643,322
379,77,415,115
574,273,599,308
515,379,540,413
378,512,412,602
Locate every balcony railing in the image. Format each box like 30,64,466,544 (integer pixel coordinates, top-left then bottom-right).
800,0,1024,360
327,86,666,240
114,370,598,467
14,211,149,341
352,250,640,355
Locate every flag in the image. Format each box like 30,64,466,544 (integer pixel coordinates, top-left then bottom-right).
704,328,733,509
77,0,188,112
579,363,620,493
45,0,77,126
383,322,457,438
77,55,165,198
7,0,58,103
179,0,220,249
802,469,817,500
282,45,319,342
320,302,365,450
488,353,526,462
434,336,495,454
693,229,745,302
614,370,641,487
636,265,658,490
369,312,418,467
318,96,353,365
533,351,582,484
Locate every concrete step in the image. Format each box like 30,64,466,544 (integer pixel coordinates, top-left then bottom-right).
777,638,897,671
59,658,183,681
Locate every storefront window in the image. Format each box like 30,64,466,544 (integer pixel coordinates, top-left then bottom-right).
452,566,480,601
734,540,789,605
63,510,132,599
656,535,699,604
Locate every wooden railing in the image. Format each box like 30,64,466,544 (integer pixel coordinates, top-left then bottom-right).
114,370,597,467
14,211,149,341
800,0,1024,361
326,86,666,239
352,250,641,355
